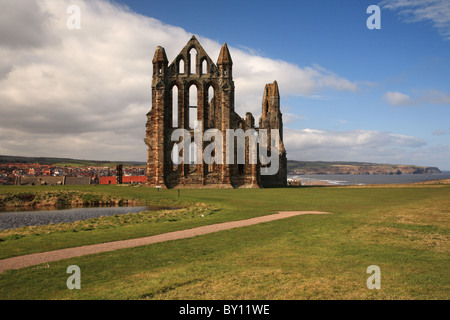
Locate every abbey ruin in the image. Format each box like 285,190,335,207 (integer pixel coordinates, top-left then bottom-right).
145,36,287,188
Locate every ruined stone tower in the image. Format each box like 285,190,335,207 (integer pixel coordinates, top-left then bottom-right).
259,81,288,187
144,36,287,188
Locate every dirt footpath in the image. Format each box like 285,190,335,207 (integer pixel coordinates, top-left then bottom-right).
0,211,331,273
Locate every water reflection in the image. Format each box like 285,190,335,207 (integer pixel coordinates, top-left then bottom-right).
0,205,176,230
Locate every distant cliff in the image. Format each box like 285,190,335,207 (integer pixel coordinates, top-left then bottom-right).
288,161,441,175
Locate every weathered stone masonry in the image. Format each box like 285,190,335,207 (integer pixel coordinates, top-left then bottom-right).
145,36,287,188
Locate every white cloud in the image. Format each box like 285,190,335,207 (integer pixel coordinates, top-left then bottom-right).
380,0,450,40
0,0,55,49
383,91,411,106
285,128,424,149
383,89,450,106
283,128,439,166
0,0,360,162
417,89,450,104
283,113,307,124
433,129,446,136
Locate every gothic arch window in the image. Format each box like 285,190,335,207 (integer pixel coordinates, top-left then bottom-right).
201,59,208,75
178,59,185,74
207,143,216,173
206,85,215,127
189,48,197,75
189,84,198,129
172,85,178,127
172,143,180,165
207,85,215,104
189,140,197,165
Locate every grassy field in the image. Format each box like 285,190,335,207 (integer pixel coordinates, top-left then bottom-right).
0,184,448,299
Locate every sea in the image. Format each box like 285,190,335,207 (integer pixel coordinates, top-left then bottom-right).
288,172,450,186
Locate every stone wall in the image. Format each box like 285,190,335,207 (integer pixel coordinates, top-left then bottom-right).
145,36,287,188
15,176,91,185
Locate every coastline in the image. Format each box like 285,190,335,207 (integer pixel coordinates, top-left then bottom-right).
288,173,450,186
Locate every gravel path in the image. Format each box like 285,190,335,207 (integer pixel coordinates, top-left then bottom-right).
0,211,331,273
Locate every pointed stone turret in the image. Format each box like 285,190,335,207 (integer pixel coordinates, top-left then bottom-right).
152,46,168,77
217,43,232,77
217,43,232,65
152,46,168,64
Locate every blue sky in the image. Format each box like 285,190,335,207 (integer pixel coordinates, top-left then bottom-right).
0,0,449,169
117,0,450,168
118,0,449,129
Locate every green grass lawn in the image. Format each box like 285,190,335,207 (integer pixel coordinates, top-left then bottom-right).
0,184,448,299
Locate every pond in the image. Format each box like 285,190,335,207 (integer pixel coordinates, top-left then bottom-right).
0,205,176,230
